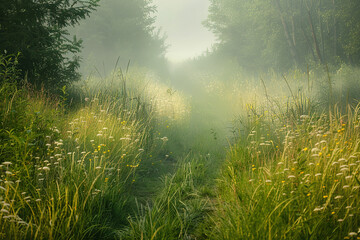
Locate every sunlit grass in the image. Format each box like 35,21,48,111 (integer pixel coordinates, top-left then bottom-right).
210,97,360,239
0,64,171,239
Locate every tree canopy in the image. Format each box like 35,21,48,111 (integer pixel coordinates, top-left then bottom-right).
205,0,360,72
72,0,166,75
0,0,99,89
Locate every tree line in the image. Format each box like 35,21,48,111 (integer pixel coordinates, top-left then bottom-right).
204,0,360,72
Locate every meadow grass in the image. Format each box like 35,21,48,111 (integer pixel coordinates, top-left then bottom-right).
2,52,360,240
0,56,169,239
207,75,360,239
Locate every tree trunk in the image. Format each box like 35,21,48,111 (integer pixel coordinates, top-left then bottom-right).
332,0,337,57
274,0,299,66
319,0,325,62
291,15,296,47
306,5,323,64
301,25,317,61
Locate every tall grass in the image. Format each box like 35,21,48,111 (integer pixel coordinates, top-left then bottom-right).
3,52,360,239
208,71,360,239
0,56,164,239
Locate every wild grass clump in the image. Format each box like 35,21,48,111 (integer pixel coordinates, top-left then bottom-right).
210,98,360,239
0,56,162,239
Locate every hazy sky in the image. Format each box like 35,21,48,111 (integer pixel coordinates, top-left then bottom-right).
152,0,215,62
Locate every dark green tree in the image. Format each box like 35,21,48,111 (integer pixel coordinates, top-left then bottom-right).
0,0,99,89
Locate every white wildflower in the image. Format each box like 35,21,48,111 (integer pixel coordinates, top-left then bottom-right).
313,207,323,212
311,148,320,153
1,209,9,213
160,137,168,142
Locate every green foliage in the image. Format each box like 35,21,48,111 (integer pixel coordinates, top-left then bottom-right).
0,0,99,90
0,56,165,239
0,53,21,83
72,0,166,75
205,0,360,72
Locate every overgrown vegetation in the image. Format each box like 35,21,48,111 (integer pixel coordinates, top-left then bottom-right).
2,51,360,239
0,55,169,239
208,78,360,239
2,0,360,239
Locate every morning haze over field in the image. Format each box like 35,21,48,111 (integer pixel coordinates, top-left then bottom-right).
1,0,360,239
